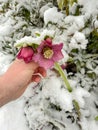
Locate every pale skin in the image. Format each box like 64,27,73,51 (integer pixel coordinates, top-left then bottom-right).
0,59,46,107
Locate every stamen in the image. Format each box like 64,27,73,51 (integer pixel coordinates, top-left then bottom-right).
43,47,54,59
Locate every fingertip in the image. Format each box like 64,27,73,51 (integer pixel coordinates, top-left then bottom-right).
32,75,41,83
42,70,47,77
37,67,47,77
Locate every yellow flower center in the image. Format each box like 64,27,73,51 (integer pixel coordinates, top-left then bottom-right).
43,47,54,59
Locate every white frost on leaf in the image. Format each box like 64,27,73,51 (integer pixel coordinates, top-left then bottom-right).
69,31,88,50
0,24,12,36
44,7,64,25
14,36,40,47
72,87,90,108
42,76,73,111
36,29,55,40
78,0,98,15
0,0,98,130
15,30,55,48
64,15,85,35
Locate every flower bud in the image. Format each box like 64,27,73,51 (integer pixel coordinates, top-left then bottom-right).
17,47,34,63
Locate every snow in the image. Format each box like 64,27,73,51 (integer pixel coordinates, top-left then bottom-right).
0,0,8,2
78,0,98,15
0,53,13,74
0,99,28,130
0,24,12,36
0,52,27,130
64,15,85,29
94,20,98,28
60,50,69,64
40,3,52,17
0,0,98,130
72,87,90,108
69,31,88,50
42,76,73,111
15,36,40,47
15,30,55,48
44,7,64,25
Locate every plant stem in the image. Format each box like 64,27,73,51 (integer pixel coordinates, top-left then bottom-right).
55,62,72,92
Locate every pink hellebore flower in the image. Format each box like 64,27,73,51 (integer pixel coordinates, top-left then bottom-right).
33,38,64,69
17,47,34,63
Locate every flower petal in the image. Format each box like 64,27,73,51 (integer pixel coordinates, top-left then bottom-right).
17,47,34,63
17,50,22,59
52,43,63,51
52,43,64,61
39,58,54,69
33,53,41,62
45,38,52,45
24,57,33,63
33,54,54,69
33,40,64,69
37,42,45,53
52,51,64,62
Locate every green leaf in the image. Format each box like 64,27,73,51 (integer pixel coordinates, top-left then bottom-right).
70,0,77,6
57,0,69,15
32,43,39,51
67,57,74,62
35,33,40,37
87,29,98,53
57,0,77,10
95,116,98,121
57,0,64,10
44,35,53,40
14,42,25,48
73,100,81,118
15,42,39,49
18,6,30,22
74,5,81,16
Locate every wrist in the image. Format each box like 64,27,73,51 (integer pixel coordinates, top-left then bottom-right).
0,75,10,107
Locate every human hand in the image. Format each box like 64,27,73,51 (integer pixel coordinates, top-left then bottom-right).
0,59,46,106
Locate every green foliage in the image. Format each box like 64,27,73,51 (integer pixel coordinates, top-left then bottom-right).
57,0,78,15
32,44,39,51
70,0,77,6
57,0,69,15
49,103,62,111
95,116,98,121
73,4,83,16
87,29,98,53
73,100,81,118
0,1,10,13
1,42,17,56
57,0,67,10
18,7,30,22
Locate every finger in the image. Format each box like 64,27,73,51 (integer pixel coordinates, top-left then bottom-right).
30,67,47,83
15,58,39,71
32,75,41,83
34,67,47,77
